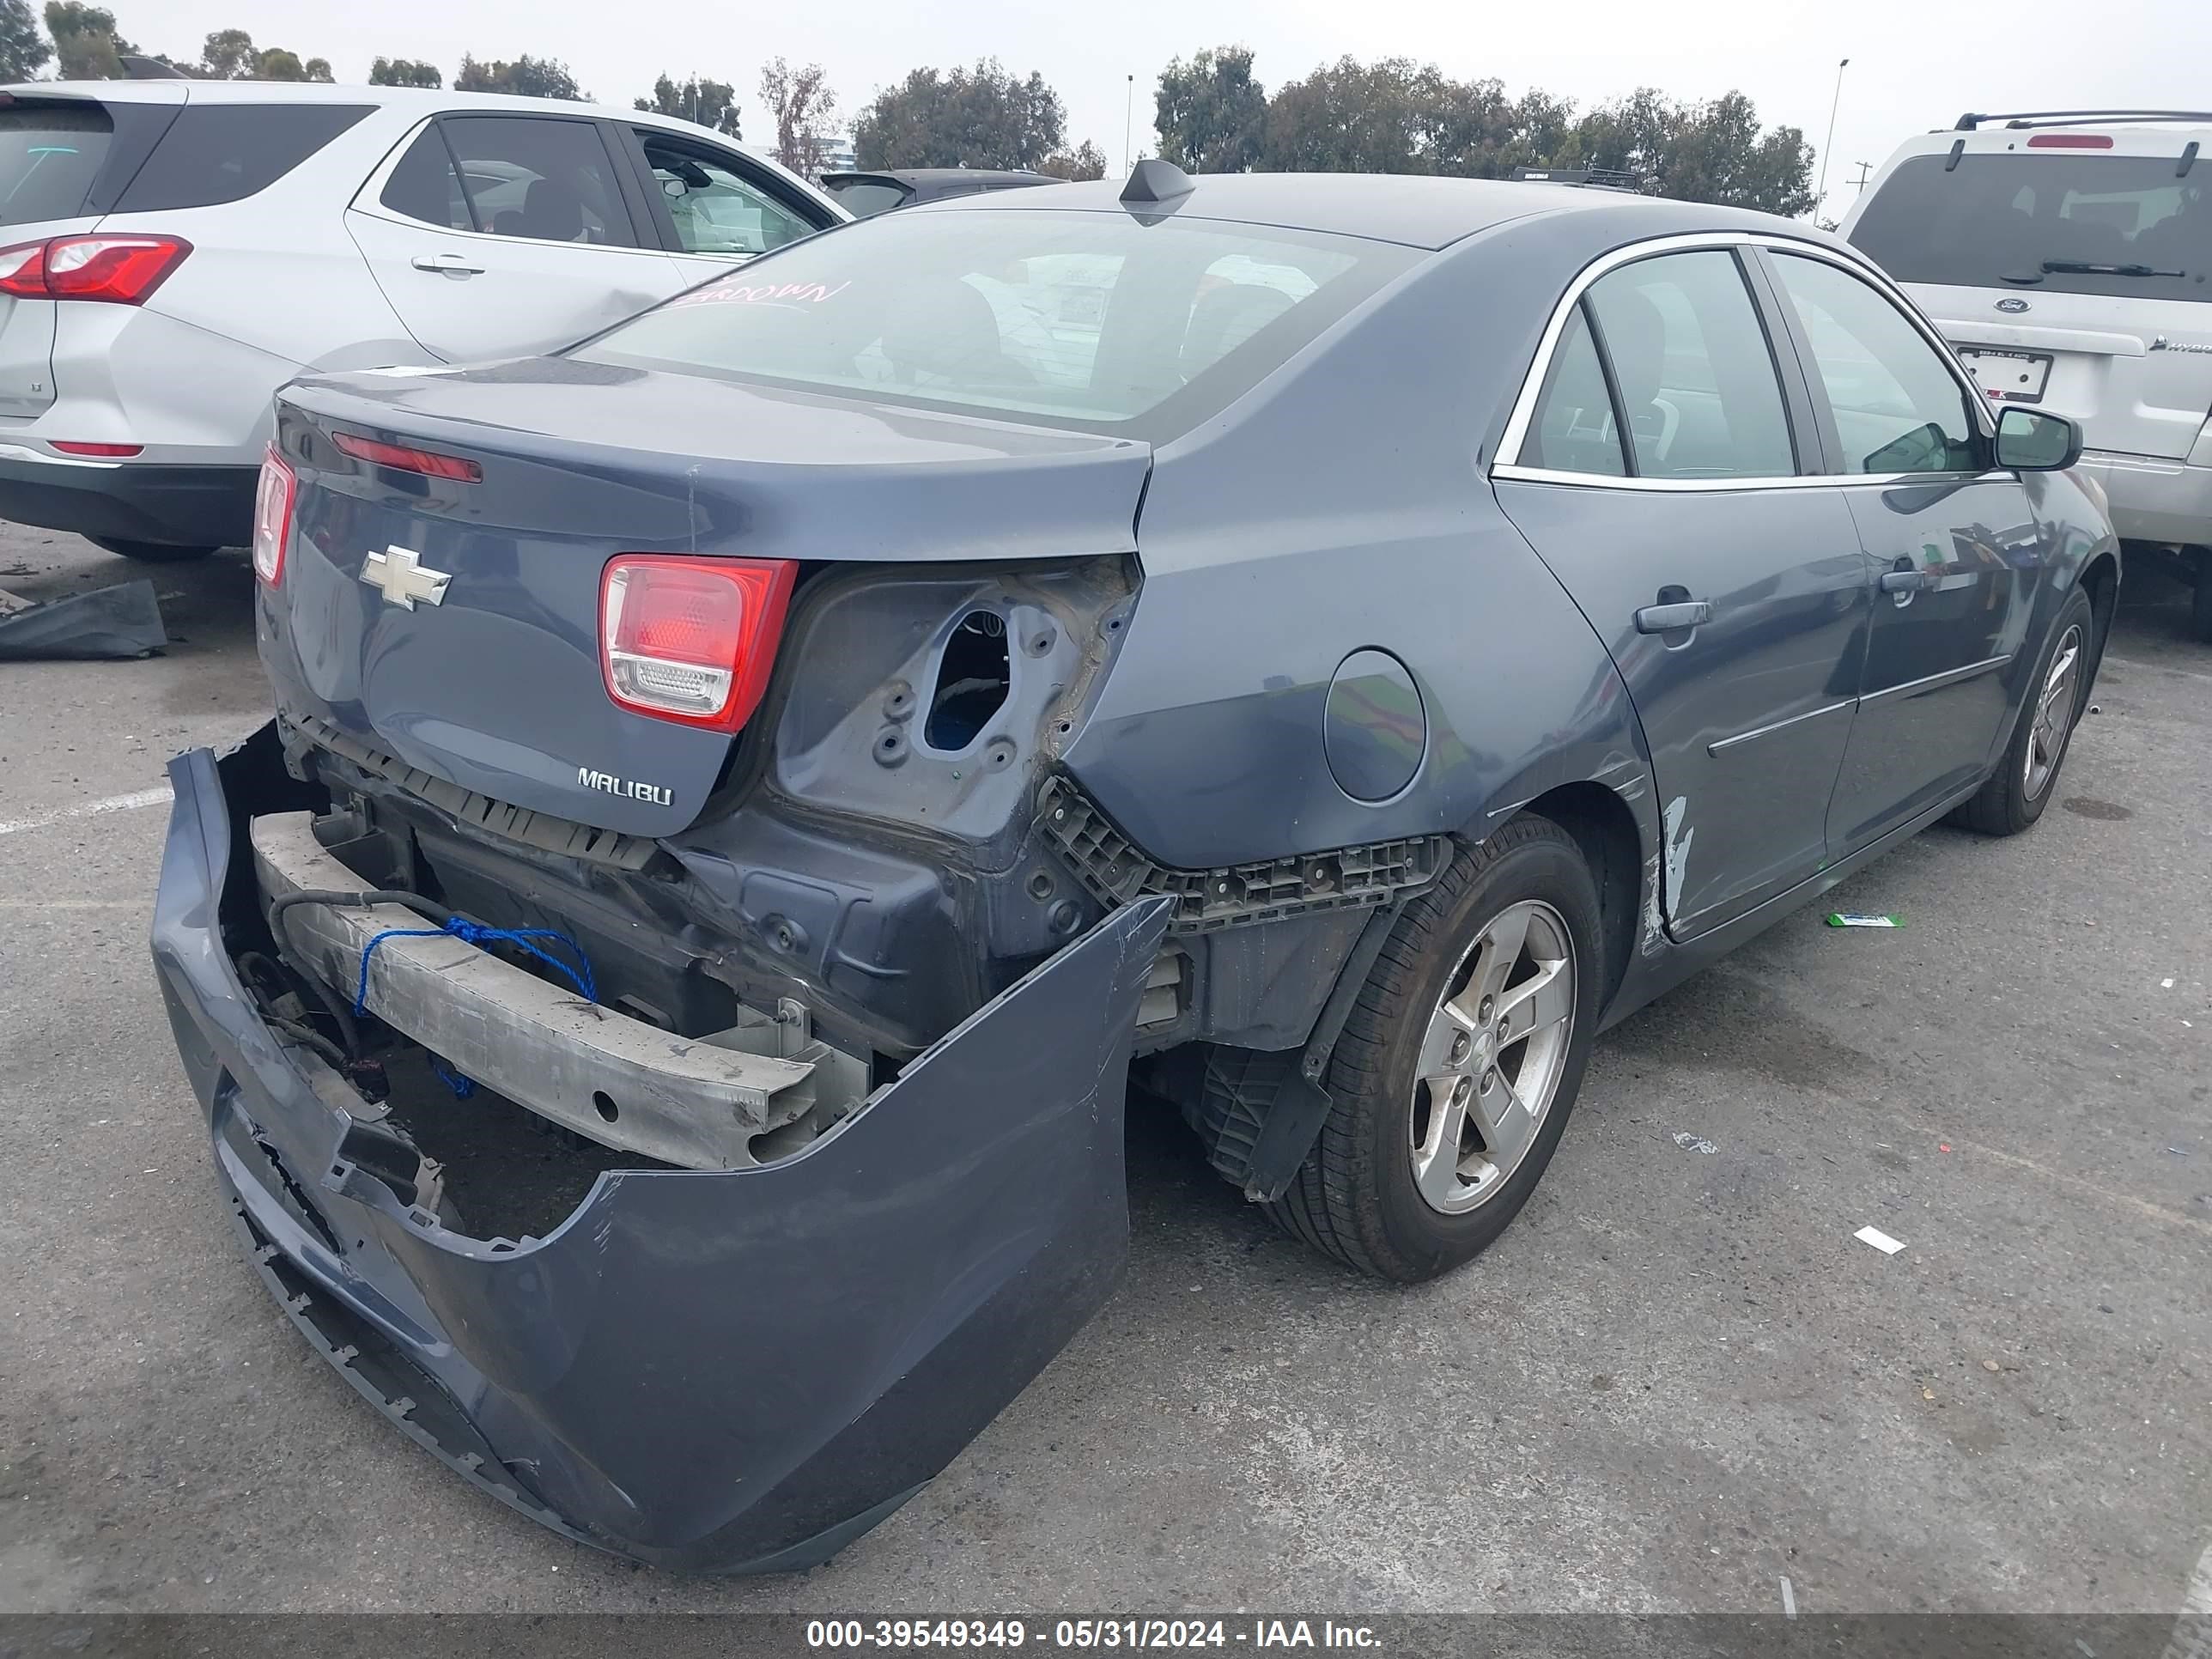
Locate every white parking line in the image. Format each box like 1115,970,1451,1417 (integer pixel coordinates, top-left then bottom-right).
0,785,171,838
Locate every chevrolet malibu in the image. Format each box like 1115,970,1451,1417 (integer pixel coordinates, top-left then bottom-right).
153,162,2116,1572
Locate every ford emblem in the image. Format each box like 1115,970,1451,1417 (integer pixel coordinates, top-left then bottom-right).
1996,297,2030,313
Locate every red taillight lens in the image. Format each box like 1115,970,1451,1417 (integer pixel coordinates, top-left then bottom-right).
2027,133,2114,149
252,445,296,586
0,240,46,297
331,431,483,483
0,234,191,303
49,441,143,457
599,555,796,732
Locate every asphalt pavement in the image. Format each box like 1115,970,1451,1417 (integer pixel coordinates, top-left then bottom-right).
2,524,2208,1614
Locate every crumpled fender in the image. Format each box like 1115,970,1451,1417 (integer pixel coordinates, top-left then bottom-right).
152,734,1175,1572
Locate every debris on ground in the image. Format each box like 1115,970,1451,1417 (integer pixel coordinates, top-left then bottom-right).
2162,977,2176,989
1826,913,1902,928
1672,1131,1718,1154
1854,1225,1905,1255
0,579,166,660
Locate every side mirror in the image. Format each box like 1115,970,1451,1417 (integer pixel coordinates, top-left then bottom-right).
1993,405,2082,472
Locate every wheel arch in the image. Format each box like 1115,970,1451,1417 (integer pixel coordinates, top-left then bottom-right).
2078,548,2120,642
1511,780,1644,1018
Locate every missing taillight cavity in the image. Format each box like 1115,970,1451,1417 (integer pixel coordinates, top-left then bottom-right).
599,555,796,732
925,610,1012,750
252,446,295,586
331,432,483,483
0,234,191,303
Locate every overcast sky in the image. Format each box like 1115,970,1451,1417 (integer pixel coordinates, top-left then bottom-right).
144,0,2210,219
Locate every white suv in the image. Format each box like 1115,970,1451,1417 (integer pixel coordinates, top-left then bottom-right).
0,81,844,562
1843,111,2212,636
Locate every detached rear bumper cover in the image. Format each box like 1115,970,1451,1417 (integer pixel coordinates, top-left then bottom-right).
152,738,1172,1573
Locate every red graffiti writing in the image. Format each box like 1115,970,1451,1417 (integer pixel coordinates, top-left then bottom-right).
674,278,852,309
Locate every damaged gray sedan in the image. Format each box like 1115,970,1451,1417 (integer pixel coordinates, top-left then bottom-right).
152,161,2118,1572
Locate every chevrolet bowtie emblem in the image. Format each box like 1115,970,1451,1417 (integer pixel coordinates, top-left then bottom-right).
360,545,451,609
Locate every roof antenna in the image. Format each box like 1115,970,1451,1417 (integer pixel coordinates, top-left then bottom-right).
1121,158,1194,208
120,55,191,79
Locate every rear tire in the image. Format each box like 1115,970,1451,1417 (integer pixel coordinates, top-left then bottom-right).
1268,815,1602,1283
88,536,216,562
1956,583,2096,836
2191,549,2212,644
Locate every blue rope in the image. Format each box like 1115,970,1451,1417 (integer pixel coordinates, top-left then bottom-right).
430,1058,477,1098
353,917,598,1018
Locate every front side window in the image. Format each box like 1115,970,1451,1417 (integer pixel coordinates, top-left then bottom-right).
639,137,814,256
380,117,634,248
1522,303,1626,476
1583,250,1796,480
575,208,1416,439
1771,252,1982,475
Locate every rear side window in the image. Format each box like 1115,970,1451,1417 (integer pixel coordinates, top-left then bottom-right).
1583,250,1796,480
114,105,371,212
0,104,113,227
1523,305,1626,476
1852,153,2211,304
382,116,636,248
1771,253,1983,475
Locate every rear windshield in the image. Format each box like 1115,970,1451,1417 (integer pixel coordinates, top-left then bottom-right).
823,179,908,216
1850,152,2211,303
0,104,112,228
574,207,1421,439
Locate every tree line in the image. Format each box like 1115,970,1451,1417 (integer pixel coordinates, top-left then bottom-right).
0,3,1813,214
1154,46,1814,216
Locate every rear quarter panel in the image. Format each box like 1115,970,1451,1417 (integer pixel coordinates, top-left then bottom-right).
1063,210,1666,874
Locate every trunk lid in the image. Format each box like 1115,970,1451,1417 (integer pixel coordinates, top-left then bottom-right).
1909,281,2212,461
264,357,1149,838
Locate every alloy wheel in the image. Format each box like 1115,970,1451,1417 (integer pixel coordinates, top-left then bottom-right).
1407,898,1577,1214
2024,623,2083,800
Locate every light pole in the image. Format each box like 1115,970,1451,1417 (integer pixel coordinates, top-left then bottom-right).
1123,74,1134,176
1815,57,1850,221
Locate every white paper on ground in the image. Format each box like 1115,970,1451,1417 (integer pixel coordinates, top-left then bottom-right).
1854,1225,1905,1255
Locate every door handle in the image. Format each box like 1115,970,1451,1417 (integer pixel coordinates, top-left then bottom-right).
1881,559,1929,597
410,252,484,276
1634,598,1712,634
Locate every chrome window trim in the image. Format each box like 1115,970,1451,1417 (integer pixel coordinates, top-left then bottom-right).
1491,462,2010,492
1493,229,1998,489
347,112,673,263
